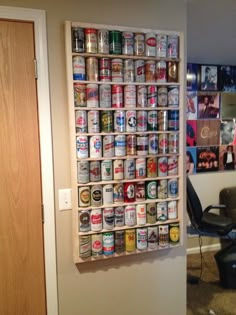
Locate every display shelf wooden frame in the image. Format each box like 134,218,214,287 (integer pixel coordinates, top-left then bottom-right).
65,20,185,264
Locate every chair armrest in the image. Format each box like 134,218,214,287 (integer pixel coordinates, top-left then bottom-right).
204,204,227,213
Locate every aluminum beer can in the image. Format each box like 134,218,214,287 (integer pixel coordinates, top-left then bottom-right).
137,111,147,132
71,27,84,53
156,34,167,58
167,34,179,59
148,226,158,249
134,32,145,56
88,110,100,133
122,31,134,55
112,85,123,108
126,134,137,155
168,133,179,154
91,233,103,257
137,135,148,155
135,181,145,201
158,157,168,177
114,206,125,227
79,235,91,258
103,184,113,204
113,159,124,180
78,186,90,207
77,161,89,184
86,83,98,107
157,201,168,221
76,136,88,158
157,86,168,107
124,85,136,108
147,157,158,178
145,60,156,83
157,180,168,199
168,86,179,106
103,135,114,157
169,223,180,246
135,59,145,82
136,204,146,225
168,200,178,220
135,158,146,179
137,85,147,107
126,111,136,133
125,206,136,226
91,184,102,207
168,110,179,131
103,207,115,230
125,229,136,252
99,57,111,82
136,228,147,250
109,30,122,54
124,159,135,179
148,134,158,155
75,110,87,133
101,160,112,181
146,203,157,224
89,135,102,158
97,29,109,54
167,61,178,83
147,110,158,131
145,32,156,57
146,181,157,199
90,208,102,231
168,156,178,176
85,28,97,53
147,85,157,107
114,135,126,156
101,111,113,132
103,232,114,256
79,210,90,232
74,83,86,107
90,161,101,182
124,182,136,203
158,133,168,154
100,84,111,108
114,110,125,132
113,183,124,203
158,225,169,247
168,179,178,199
73,56,85,80
156,61,167,83
158,110,168,131
124,59,134,82
86,57,98,81
115,230,125,253
111,58,123,82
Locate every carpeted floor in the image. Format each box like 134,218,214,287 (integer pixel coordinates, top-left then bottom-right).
187,250,236,315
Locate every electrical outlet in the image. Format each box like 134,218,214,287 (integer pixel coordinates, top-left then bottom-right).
58,188,72,210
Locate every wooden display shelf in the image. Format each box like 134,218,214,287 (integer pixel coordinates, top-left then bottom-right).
73,80,180,86
76,154,179,161
74,107,180,111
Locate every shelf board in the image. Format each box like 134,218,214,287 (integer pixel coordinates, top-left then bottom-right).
74,107,180,111
73,80,180,86
76,153,179,161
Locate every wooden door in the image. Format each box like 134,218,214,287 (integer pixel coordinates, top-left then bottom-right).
0,20,46,315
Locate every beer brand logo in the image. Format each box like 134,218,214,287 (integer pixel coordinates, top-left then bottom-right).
146,37,156,47
93,240,102,249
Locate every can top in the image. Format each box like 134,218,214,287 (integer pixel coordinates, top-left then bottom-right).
85,28,97,34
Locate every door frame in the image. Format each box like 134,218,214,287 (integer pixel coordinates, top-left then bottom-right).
0,6,58,315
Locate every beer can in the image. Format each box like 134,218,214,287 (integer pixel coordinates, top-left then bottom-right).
126,134,137,155
114,110,125,132
124,59,134,82
168,110,179,131
157,179,168,199
124,159,135,179
136,204,146,225
136,135,148,156
137,85,147,108
157,201,168,221
101,160,112,181
111,58,123,82
147,110,158,131
99,84,111,108
73,56,85,80
103,207,115,230
145,60,156,83
156,34,167,58
91,233,103,257
114,135,126,156
134,32,145,56
158,225,169,247
135,181,145,201
147,157,158,178
76,136,88,158
148,226,158,249
168,156,178,176
91,184,102,207
77,161,89,184
168,86,179,107
101,111,113,132
114,206,125,227
168,179,178,199
109,30,122,54
115,230,125,253
124,182,136,203
136,228,148,250
86,57,98,81
148,134,158,155
137,111,147,132
167,61,178,83
168,200,178,219
158,133,168,154
99,57,111,82
112,85,123,108
168,133,179,154
87,110,99,133
146,203,157,224
122,31,134,55
97,29,109,54
147,85,157,107
113,159,124,180
125,229,136,252
103,184,113,204
126,111,136,133
167,34,179,59
75,110,87,133
135,59,145,82
157,86,168,107
169,223,180,246
74,83,86,107
90,208,102,231
103,232,114,256
103,135,114,157
124,85,136,108
158,110,168,131
86,83,99,107
158,157,168,177
79,210,90,232
79,235,91,258
145,33,156,57
71,27,84,53
113,183,124,203
156,61,167,83
89,135,102,158
85,28,97,53
135,158,146,179
146,181,157,199
78,186,90,207
90,161,101,182
125,206,136,226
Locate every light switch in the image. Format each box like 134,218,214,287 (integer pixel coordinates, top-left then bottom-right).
58,188,72,210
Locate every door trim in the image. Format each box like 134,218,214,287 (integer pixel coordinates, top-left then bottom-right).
0,6,58,315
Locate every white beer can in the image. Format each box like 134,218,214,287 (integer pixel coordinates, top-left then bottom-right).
89,135,102,158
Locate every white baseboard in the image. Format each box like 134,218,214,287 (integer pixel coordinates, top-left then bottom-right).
187,243,221,255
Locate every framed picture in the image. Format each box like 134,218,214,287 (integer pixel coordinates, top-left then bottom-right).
200,65,218,91
186,91,197,120
196,146,219,173
187,63,199,91
186,120,197,147
219,145,236,171
186,147,197,175
197,93,220,119
218,65,236,92
221,93,236,119
196,119,220,146
220,119,236,145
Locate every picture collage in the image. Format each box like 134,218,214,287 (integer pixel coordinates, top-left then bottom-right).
186,63,236,174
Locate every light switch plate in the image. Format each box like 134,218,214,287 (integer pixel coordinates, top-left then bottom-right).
58,188,72,210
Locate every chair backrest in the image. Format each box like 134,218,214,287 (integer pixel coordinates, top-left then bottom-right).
186,176,203,227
